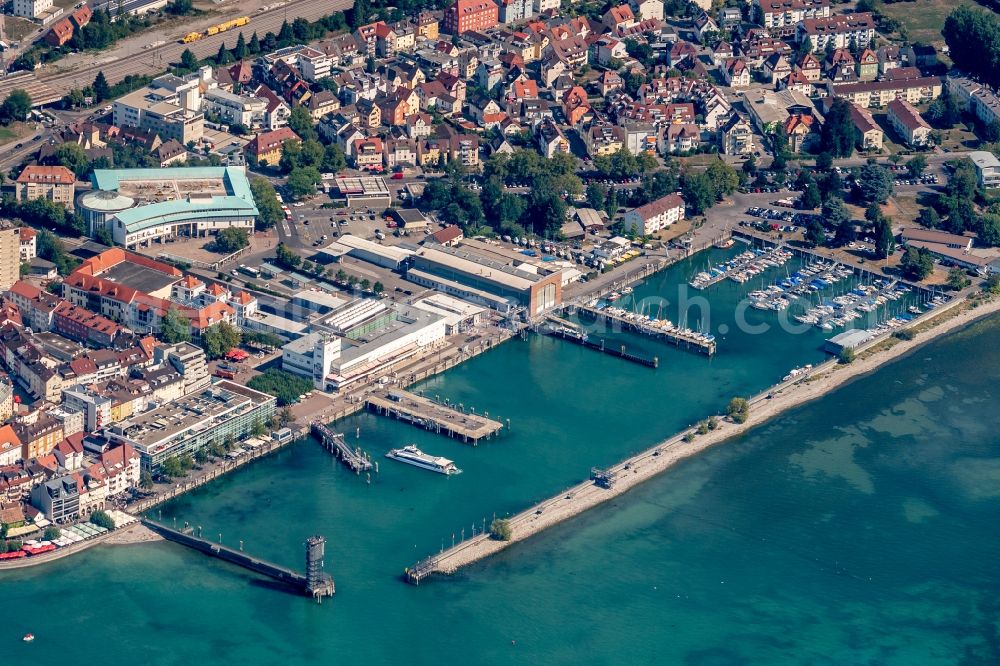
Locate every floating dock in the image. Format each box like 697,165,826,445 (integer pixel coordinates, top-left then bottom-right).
143,519,335,601
543,324,659,368
574,306,716,356
365,389,504,445
311,422,373,473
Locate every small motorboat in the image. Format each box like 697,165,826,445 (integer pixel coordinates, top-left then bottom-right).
23,634,35,642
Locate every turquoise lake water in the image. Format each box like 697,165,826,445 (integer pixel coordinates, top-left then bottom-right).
5,250,999,665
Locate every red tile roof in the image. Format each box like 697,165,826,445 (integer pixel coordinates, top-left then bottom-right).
16,165,75,185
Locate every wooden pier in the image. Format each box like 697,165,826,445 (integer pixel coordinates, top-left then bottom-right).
543,325,659,368
575,306,716,356
143,519,335,601
311,422,373,473
365,389,504,445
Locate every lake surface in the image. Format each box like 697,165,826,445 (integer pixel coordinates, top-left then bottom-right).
6,250,998,665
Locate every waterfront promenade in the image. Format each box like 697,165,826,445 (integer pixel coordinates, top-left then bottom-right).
408,291,1000,580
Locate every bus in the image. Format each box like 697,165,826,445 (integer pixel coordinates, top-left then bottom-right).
238,264,260,278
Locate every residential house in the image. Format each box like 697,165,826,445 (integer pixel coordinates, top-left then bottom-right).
762,53,792,85
537,118,569,158
718,113,755,156
599,71,624,96
658,124,702,154
585,124,626,157
724,58,751,88
887,97,932,147
246,127,301,166
712,41,734,67
856,47,878,81
847,101,883,151
603,4,636,32
798,52,822,81
499,0,531,24
693,12,718,41
562,86,592,126
384,137,418,169
621,193,685,235
16,165,76,211
353,137,385,171
18,228,36,263
405,113,434,139
782,112,817,152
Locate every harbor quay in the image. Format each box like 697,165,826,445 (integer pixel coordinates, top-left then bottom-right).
406,291,1000,584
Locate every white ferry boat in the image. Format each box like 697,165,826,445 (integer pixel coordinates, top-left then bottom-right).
385,445,459,475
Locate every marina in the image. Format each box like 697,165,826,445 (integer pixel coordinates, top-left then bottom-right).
688,246,795,290
572,305,717,356
365,389,504,444
311,422,373,474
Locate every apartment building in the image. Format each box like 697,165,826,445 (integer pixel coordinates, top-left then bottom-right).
112,75,205,144
16,165,76,211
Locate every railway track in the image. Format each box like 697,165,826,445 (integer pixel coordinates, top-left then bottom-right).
0,0,353,102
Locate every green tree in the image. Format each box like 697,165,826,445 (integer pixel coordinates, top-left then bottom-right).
215,42,233,65
838,347,856,364
906,154,928,179
160,456,183,478
322,143,347,172
212,227,249,253
201,321,241,359
93,72,111,103
899,246,934,280
985,274,1000,294
947,267,971,290
681,172,717,215
373,281,384,294
249,32,261,54
800,181,822,209
140,470,154,489
45,142,90,178
249,176,283,231
90,510,116,529
825,199,854,246
360,278,371,291
873,217,895,259
234,32,248,59
943,6,1000,88
179,48,199,71
854,163,894,204
820,99,856,158
160,306,191,343
586,182,606,210
490,518,512,541
43,526,61,540
0,89,32,122
726,397,750,423
288,106,318,142
286,166,322,199
275,242,301,268
912,205,939,231
804,218,825,247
